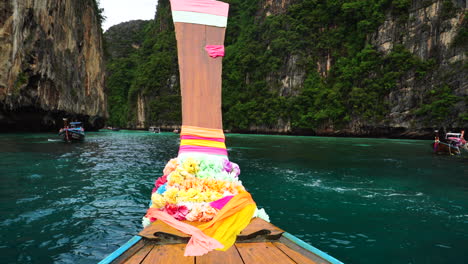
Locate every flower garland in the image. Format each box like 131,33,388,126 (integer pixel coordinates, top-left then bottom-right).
144,156,246,224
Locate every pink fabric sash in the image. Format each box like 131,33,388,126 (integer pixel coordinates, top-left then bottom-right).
180,135,225,142
179,145,228,156
205,45,225,58
146,209,223,256
210,195,234,210
170,0,229,17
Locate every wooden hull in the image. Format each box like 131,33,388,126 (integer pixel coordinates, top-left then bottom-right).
99,218,342,264
432,142,461,155
59,130,85,142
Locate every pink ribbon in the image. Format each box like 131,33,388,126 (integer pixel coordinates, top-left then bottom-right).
205,45,225,58
210,195,234,210
179,145,228,156
146,209,223,256
180,135,225,142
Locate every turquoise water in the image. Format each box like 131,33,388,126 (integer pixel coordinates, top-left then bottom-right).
0,131,467,263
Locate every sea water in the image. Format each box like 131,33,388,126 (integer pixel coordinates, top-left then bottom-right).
0,131,466,263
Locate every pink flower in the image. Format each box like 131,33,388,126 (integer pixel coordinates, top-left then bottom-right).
154,175,167,189
164,204,189,221
164,204,178,215
163,158,179,176
185,205,203,221
173,205,189,221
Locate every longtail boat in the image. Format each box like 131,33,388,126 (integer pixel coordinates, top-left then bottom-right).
432,130,467,155
100,1,343,263
58,119,85,142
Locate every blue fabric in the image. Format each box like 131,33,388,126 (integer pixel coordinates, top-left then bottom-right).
157,183,167,194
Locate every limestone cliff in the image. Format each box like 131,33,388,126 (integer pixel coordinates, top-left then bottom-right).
0,0,107,131
369,0,467,137
104,0,466,138
252,0,467,137
104,20,150,61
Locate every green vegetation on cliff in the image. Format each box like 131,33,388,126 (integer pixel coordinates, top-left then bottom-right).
105,0,465,131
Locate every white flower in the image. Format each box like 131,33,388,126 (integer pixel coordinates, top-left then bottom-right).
253,207,270,222
142,216,151,228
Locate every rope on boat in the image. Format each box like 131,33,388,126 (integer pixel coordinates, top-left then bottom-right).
436,141,462,155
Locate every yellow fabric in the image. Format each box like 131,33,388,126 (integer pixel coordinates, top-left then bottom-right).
181,125,225,139
180,139,227,149
197,192,256,251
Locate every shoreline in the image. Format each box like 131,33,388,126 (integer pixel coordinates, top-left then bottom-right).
4,126,466,141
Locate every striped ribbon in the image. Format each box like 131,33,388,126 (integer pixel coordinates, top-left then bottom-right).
170,0,229,28
179,126,227,156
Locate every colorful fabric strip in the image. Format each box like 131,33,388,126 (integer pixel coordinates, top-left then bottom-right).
210,195,234,210
197,192,256,251
180,135,225,142
181,125,225,139
205,45,225,58
172,10,227,28
145,209,223,256
170,0,229,17
180,139,226,149
179,145,227,156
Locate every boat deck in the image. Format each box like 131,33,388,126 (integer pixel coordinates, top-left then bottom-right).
107,218,335,264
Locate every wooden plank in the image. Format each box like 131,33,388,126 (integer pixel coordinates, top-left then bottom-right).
279,236,335,264
273,242,322,264
139,220,190,240
235,242,296,264
123,244,155,264
240,218,284,237
196,246,244,264
108,238,146,264
174,22,224,129
141,244,194,264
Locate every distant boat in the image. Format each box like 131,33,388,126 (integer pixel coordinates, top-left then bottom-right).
433,130,467,155
58,119,85,142
112,127,121,131
149,126,160,133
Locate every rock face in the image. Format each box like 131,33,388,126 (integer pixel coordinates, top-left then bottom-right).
104,20,149,60
260,0,467,138
0,0,107,132
367,0,467,138
103,0,466,138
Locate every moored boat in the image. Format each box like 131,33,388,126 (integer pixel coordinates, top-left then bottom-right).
432,130,467,155
100,0,343,263
58,119,85,142
149,126,161,133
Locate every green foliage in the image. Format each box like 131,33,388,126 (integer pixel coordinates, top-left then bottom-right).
13,72,28,95
91,0,105,25
221,0,434,130
440,0,458,20
104,0,457,130
415,85,462,123
452,11,468,48
107,57,135,127
105,0,181,127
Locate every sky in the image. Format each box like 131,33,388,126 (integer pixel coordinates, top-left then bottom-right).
99,0,157,31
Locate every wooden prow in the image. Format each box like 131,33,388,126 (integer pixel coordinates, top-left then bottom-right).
175,23,226,130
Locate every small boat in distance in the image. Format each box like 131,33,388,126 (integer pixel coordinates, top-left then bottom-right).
58,119,85,142
433,130,467,155
149,126,161,133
